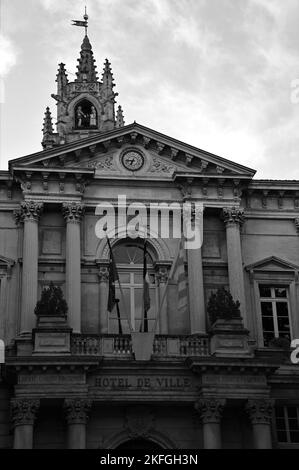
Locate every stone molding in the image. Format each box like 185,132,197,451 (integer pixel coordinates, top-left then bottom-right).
125,406,155,439
11,399,40,428
222,207,245,227
98,266,109,282
245,399,274,425
62,202,85,224
295,218,299,234
14,201,44,224
63,399,92,425
195,398,226,424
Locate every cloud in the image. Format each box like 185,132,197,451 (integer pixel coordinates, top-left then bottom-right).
0,34,18,77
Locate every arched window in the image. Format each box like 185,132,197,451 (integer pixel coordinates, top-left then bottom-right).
108,239,158,334
74,99,97,129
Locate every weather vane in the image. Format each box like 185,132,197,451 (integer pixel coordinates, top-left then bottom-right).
72,6,89,36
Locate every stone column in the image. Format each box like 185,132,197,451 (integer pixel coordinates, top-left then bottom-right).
246,399,274,449
11,398,40,449
222,207,247,326
195,398,226,449
156,264,170,334
184,205,206,334
97,261,110,334
15,201,43,334
64,399,92,449
62,203,84,334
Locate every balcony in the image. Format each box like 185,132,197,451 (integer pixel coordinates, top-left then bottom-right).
71,334,210,359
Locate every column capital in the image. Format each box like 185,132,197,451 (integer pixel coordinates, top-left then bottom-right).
11,399,40,428
294,218,299,234
245,399,274,425
98,266,109,282
14,201,44,224
62,202,85,224
195,398,226,424
154,262,172,285
64,399,92,425
222,207,245,227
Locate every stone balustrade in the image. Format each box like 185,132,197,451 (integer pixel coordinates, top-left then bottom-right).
71,334,210,358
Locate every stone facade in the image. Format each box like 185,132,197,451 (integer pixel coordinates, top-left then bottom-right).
0,31,299,449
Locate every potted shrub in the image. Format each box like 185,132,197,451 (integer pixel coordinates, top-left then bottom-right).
208,288,252,357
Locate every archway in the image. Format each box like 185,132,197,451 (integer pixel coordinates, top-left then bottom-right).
75,99,98,129
116,438,164,450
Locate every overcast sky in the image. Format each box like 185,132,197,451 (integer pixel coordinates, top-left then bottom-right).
1,0,299,178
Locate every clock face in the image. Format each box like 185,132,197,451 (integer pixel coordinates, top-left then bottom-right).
121,150,144,171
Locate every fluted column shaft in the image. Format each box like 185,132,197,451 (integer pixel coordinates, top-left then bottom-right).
222,207,247,326
246,399,274,449
64,399,92,449
11,399,40,449
97,262,109,334
15,201,43,334
63,203,84,333
195,398,226,449
184,205,206,334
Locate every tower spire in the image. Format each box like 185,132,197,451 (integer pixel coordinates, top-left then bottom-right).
75,35,98,82
116,105,125,128
42,107,55,149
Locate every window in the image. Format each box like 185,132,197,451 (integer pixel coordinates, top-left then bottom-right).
258,285,291,347
108,240,158,334
275,406,299,443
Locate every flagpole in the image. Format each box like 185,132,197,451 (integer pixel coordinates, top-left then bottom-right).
106,234,133,333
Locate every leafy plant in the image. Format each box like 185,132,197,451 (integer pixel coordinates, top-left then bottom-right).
207,287,241,325
34,282,68,317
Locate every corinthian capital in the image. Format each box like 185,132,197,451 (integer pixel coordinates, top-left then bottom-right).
62,202,85,223
245,399,274,425
63,399,92,425
195,398,226,424
14,201,44,224
11,399,40,428
222,207,245,227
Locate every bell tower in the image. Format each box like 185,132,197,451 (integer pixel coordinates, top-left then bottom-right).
42,9,125,149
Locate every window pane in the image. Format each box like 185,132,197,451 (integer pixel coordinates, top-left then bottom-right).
261,302,273,316
277,316,290,333
134,289,156,321
262,316,274,332
276,418,286,429
259,285,272,297
276,302,289,317
118,273,130,283
287,407,298,419
276,407,285,418
275,288,287,298
289,419,299,431
277,430,288,442
290,432,299,443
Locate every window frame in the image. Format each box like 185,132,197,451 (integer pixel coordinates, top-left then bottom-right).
274,405,299,447
257,283,292,346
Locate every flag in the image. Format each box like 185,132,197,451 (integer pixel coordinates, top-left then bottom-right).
142,240,151,332
107,237,122,335
172,239,188,314
72,20,88,27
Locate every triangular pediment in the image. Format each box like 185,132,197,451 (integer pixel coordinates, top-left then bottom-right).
9,122,256,180
245,256,299,273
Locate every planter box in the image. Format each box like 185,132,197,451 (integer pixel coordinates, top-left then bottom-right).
210,318,253,358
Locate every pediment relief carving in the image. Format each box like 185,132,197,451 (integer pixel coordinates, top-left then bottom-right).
245,256,299,273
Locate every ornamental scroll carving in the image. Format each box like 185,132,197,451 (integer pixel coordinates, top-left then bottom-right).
245,399,274,425
11,399,40,427
222,207,245,227
14,201,44,225
195,398,226,424
63,399,92,425
125,406,155,439
62,202,85,223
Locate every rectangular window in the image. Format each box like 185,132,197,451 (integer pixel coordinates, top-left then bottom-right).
275,406,299,443
258,285,291,347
